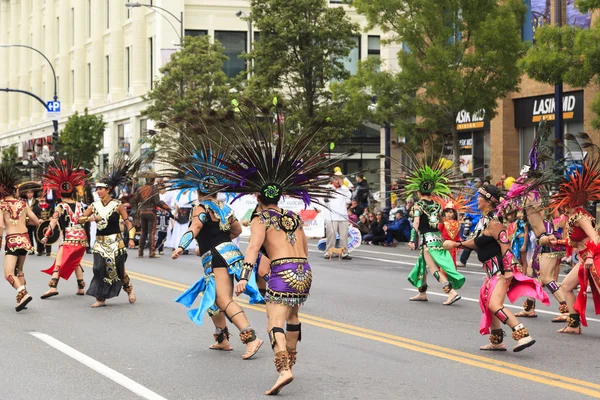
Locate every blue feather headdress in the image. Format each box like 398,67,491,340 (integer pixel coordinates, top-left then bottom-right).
153,132,233,197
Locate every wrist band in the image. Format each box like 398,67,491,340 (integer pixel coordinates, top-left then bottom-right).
178,230,194,250
240,261,254,281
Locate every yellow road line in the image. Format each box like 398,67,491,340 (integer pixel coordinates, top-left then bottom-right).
75,257,600,397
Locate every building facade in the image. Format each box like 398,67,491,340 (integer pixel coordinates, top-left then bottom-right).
0,0,398,194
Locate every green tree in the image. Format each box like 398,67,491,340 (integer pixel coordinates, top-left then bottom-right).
246,0,361,143
348,0,526,171
1,144,18,166
520,11,600,129
143,35,236,137
58,108,106,170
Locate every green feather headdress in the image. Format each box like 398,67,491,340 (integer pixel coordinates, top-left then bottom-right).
395,135,463,198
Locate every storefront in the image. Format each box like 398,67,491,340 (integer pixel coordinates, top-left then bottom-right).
455,109,490,177
514,91,585,168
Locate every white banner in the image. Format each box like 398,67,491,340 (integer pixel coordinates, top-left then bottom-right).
227,195,325,238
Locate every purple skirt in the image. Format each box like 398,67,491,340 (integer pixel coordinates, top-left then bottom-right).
265,258,312,306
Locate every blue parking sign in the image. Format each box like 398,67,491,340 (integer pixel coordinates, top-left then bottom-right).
47,101,61,112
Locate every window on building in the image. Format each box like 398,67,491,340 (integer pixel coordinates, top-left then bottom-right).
71,7,75,46
342,36,361,76
117,122,132,155
184,29,208,37
87,63,91,100
149,37,154,89
368,36,380,60
126,47,131,92
106,55,110,94
215,31,247,79
71,70,74,103
106,0,110,29
56,17,60,53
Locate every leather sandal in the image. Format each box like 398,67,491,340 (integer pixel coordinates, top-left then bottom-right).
91,301,106,308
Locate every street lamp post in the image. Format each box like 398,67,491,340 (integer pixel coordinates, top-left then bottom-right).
0,44,60,152
126,2,183,46
236,10,253,77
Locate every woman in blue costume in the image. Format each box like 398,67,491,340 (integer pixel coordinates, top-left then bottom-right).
158,135,264,360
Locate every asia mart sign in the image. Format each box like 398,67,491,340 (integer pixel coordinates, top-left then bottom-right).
514,91,583,127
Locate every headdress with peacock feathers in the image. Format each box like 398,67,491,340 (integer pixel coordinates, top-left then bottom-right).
184,98,352,206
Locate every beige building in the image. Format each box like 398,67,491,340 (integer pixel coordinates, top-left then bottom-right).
0,0,399,193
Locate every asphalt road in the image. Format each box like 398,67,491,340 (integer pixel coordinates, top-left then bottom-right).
2,241,600,400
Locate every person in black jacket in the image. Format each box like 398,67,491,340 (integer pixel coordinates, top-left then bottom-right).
368,212,387,245
354,175,370,209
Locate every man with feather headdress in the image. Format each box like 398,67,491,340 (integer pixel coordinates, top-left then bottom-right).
397,140,465,306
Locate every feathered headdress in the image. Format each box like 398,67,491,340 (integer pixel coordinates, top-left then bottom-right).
396,136,462,198
433,194,471,214
497,122,562,214
42,159,87,198
188,99,352,206
96,155,141,190
0,165,21,198
153,131,233,195
546,131,600,212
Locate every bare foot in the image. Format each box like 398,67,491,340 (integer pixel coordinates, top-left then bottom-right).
40,288,59,299
479,342,507,351
443,293,461,305
265,370,294,396
515,309,537,318
127,291,136,304
552,314,568,323
209,340,233,351
409,292,428,302
557,325,582,334
242,339,263,360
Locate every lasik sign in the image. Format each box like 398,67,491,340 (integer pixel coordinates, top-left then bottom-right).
532,95,577,121
456,109,487,131
514,91,583,127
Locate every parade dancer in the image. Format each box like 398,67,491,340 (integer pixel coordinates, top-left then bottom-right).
500,128,570,321
547,155,600,334
78,157,140,308
444,185,549,352
436,195,469,266
206,101,350,396
0,166,40,311
398,148,465,305
39,160,89,299
158,136,264,359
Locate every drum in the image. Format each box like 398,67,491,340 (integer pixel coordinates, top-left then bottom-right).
36,221,62,245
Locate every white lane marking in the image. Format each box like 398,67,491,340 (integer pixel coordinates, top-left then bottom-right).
30,332,168,400
402,289,600,323
240,241,569,278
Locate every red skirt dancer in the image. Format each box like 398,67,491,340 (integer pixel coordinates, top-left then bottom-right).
42,226,88,280
439,220,460,264
574,242,600,327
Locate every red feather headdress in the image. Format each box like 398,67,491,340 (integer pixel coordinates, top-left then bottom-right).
42,159,87,199
433,194,471,214
549,160,600,212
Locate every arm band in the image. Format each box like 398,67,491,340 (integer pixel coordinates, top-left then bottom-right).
555,239,570,246
409,228,419,247
128,227,136,240
178,230,194,250
240,261,254,281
